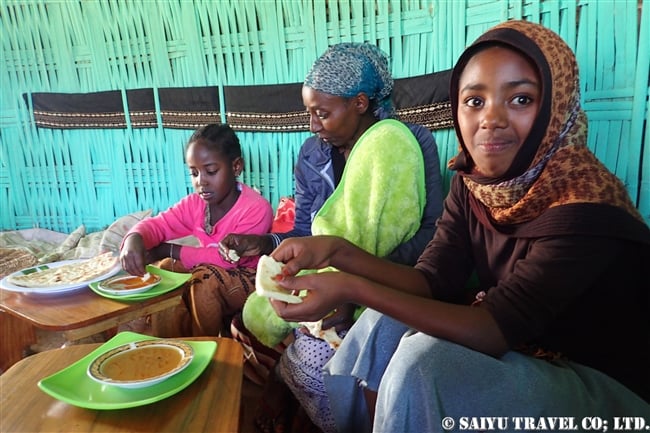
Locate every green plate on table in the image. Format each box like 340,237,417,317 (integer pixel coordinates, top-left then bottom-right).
38,331,216,409
89,265,191,301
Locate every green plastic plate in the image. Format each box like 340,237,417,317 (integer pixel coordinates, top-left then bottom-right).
38,331,216,409
89,265,190,301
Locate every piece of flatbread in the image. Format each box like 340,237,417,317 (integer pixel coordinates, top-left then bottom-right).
255,255,302,304
218,242,240,262
300,320,343,350
7,252,119,288
301,320,343,350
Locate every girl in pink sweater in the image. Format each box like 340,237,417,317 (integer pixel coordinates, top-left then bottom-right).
120,124,273,336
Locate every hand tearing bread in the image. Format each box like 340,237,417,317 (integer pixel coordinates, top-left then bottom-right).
255,255,302,304
218,242,240,263
256,256,341,349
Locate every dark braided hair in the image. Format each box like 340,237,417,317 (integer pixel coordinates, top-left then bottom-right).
186,124,241,162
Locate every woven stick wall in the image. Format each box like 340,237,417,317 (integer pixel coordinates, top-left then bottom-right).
1,0,648,232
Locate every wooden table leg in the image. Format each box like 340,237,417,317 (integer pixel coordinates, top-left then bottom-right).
0,311,37,373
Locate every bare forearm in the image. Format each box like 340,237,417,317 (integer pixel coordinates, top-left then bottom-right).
350,279,509,357
329,238,431,297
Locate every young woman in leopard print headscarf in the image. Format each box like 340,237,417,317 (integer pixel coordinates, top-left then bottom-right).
265,20,650,432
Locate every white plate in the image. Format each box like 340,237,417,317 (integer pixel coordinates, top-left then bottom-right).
0,259,122,295
87,339,194,389
97,273,162,296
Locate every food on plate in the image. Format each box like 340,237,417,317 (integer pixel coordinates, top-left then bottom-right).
7,252,119,288
87,339,194,389
255,254,302,304
101,345,184,381
100,272,160,291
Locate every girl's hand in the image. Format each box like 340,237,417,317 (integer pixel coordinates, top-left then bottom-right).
271,235,346,277
269,270,356,323
219,234,273,261
119,234,147,276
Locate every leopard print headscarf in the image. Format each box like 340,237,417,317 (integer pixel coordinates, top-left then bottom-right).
448,20,642,225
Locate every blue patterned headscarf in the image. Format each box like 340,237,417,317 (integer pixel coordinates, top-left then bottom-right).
304,42,395,118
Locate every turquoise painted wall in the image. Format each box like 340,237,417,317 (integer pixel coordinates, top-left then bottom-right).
1,0,648,232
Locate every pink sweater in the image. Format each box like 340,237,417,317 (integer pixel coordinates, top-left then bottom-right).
127,183,273,269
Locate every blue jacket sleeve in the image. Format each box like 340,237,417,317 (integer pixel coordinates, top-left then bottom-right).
269,136,335,248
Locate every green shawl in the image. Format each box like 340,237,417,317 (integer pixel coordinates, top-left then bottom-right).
243,119,425,347
312,118,425,256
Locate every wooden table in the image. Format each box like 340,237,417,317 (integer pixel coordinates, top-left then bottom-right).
0,287,183,371
0,337,244,433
